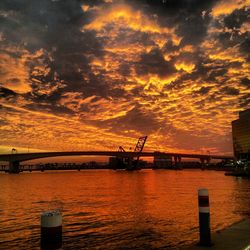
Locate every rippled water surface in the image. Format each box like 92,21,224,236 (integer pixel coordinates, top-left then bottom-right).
0,169,250,249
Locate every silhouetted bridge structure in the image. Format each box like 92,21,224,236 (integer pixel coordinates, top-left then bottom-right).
0,151,234,173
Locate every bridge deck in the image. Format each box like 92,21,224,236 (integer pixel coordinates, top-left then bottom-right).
0,151,234,163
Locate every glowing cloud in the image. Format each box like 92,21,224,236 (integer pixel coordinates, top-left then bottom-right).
212,0,250,17
0,0,249,155
83,4,172,34
0,49,31,93
175,62,195,73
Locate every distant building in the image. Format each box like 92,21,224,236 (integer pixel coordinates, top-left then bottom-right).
232,109,250,159
153,154,172,168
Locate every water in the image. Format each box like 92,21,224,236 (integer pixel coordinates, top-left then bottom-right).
0,169,249,249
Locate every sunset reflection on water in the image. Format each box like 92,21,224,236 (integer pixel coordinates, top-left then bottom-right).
0,170,249,249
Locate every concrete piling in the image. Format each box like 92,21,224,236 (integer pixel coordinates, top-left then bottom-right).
198,188,212,246
41,210,62,249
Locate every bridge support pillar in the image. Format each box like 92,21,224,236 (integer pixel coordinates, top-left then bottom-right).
9,161,20,173
174,156,181,168
206,157,211,165
200,158,205,170
126,157,138,171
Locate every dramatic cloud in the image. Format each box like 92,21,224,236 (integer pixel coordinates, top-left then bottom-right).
0,0,249,155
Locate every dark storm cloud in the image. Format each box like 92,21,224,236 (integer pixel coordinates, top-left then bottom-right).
224,7,250,30
214,7,249,54
25,102,75,116
107,27,155,47
135,48,176,77
119,63,131,76
1,0,249,152
182,55,230,85
0,86,17,98
143,0,219,15
0,0,226,108
240,77,250,87
79,0,108,6
1,0,93,51
221,86,240,96
195,86,212,95
197,57,235,83
163,40,179,53
83,73,111,97
177,13,212,45
239,38,250,62
206,68,228,82
132,0,219,46
97,104,161,135
0,119,9,126
239,93,250,107
1,0,105,101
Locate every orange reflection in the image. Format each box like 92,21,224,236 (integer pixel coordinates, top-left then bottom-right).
0,170,248,249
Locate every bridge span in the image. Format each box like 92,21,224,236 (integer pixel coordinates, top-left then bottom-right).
0,151,234,173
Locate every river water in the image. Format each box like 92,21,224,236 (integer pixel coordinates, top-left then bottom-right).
0,169,249,249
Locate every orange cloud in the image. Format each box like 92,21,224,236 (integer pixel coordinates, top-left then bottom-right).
0,103,141,153
84,4,172,34
209,52,244,63
212,0,250,17
175,62,195,73
1,0,249,156
0,48,31,93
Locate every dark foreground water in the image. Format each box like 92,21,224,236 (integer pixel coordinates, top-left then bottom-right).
0,169,250,249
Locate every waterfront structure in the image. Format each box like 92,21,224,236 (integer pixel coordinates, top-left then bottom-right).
110,136,148,170
153,154,172,168
0,151,233,173
232,109,250,159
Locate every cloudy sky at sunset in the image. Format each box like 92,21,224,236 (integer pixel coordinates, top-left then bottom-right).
0,0,249,155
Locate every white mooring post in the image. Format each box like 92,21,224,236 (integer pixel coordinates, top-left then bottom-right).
41,210,62,249
198,188,212,246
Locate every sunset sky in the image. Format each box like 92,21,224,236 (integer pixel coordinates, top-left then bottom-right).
0,0,249,155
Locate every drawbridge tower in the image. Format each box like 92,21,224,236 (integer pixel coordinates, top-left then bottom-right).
129,136,148,170
109,136,148,170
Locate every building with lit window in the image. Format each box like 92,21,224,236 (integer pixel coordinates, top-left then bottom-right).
232,109,250,159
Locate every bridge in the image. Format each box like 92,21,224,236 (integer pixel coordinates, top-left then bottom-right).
0,151,234,173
